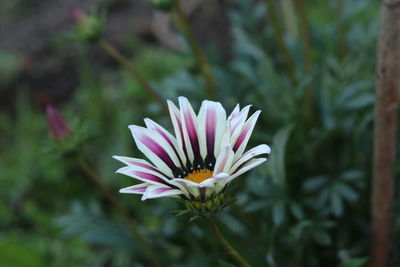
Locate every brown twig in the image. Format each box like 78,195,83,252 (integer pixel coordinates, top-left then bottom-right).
173,0,216,99
98,39,168,115
295,0,314,126
371,1,400,266
264,0,297,84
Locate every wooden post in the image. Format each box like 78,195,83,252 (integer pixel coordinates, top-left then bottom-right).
372,1,400,266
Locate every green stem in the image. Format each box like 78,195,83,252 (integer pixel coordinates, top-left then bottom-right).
336,0,345,59
295,0,314,125
174,0,216,99
264,0,297,84
206,217,252,267
78,158,162,267
98,39,168,115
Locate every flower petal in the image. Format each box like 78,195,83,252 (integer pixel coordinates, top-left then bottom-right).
233,110,261,160
141,185,182,200
129,125,182,177
113,156,168,177
116,165,171,186
227,104,240,121
169,178,206,198
144,118,187,166
230,144,271,174
197,100,227,164
214,145,235,174
228,158,267,182
179,96,201,166
120,183,149,194
230,105,251,144
167,100,188,163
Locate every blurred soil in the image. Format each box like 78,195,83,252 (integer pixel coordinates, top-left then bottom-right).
0,0,231,114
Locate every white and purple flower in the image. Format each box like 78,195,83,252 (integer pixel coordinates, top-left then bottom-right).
114,97,270,202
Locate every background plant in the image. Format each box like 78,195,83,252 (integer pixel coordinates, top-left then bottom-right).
0,0,397,266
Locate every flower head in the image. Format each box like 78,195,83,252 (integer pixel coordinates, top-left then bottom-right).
114,97,270,209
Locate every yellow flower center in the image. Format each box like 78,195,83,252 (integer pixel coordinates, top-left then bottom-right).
185,169,213,184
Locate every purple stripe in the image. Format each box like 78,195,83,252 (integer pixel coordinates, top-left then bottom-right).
175,113,188,157
153,126,183,165
126,160,166,176
231,118,242,134
216,148,230,172
206,107,216,155
132,171,166,184
199,187,206,200
184,111,200,155
233,124,250,152
140,135,175,168
128,186,147,193
153,187,174,194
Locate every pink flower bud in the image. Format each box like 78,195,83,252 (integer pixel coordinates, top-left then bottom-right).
46,105,71,139
71,8,86,24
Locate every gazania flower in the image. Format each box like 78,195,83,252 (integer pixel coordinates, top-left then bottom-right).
114,97,270,206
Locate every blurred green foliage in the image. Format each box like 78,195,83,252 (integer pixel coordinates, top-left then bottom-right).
1,0,398,266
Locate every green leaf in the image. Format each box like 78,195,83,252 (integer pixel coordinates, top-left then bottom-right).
303,176,327,192
0,240,44,267
290,203,304,220
272,201,286,225
339,257,368,267
268,124,294,187
331,193,343,216
312,230,332,246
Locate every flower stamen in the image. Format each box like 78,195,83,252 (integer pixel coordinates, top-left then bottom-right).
185,169,213,184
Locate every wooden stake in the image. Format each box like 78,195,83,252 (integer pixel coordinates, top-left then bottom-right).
372,1,400,266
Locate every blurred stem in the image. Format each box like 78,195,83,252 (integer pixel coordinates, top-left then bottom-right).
295,0,313,123
264,0,297,84
296,0,312,76
174,0,216,99
98,39,168,115
337,0,345,59
371,1,400,266
206,217,252,267
77,158,162,267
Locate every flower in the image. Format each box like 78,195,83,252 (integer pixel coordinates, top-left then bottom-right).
113,97,270,204
46,105,71,139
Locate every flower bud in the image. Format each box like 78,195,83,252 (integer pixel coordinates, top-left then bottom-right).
146,0,176,12
71,8,104,43
46,105,71,139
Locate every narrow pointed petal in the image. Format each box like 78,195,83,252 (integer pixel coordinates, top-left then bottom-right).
197,100,227,161
141,186,182,200
214,145,235,174
169,178,205,198
233,110,261,159
230,105,252,144
167,100,188,161
144,118,187,166
179,96,201,165
129,125,182,177
199,173,230,198
116,165,171,186
228,158,267,182
113,156,168,177
120,183,149,194
227,104,240,121
230,144,271,173
199,173,230,187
